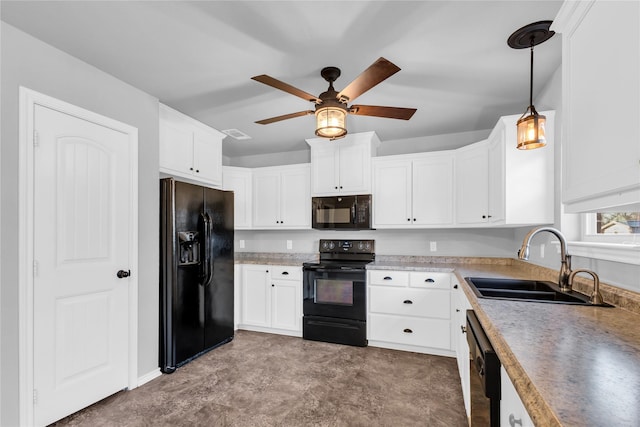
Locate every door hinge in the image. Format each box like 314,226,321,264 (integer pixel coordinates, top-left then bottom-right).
33,131,39,148
33,260,39,277
33,389,38,404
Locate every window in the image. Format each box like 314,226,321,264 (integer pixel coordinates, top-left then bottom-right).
584,212,640,243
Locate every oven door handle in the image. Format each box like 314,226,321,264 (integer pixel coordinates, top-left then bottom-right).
304,267,364,273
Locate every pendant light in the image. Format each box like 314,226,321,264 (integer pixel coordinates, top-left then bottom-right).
508,21,555,150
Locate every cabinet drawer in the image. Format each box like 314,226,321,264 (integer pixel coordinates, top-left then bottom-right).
369,314,451,350
369,287,450,319
270,266,301,281
368,270,409,287
409,272,451,290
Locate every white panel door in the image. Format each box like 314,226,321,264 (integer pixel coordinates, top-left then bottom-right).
159,118,193,176
310,145,338,195
252,170,281,227
280,166,310,228
240,266,270,327
33,105,131,426
338,142,369,193
456,141,489,225
271,280,300,332
193,130,222,186
372,159,412,227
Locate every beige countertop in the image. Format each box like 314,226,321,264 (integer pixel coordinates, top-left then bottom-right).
369,258,640,427
234,252,316,266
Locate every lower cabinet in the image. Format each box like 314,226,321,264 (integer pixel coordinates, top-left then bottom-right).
501,366,534,427
453,277,473,419
239,264,302,336
367,270,454,356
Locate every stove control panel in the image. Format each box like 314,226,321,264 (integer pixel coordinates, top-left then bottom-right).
319,239,375,254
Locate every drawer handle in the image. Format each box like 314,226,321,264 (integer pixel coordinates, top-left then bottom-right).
403,300,413,304
509,414,523,427
403,328,413,334
282,271,289,275
383,276,392,280
425,278,435,283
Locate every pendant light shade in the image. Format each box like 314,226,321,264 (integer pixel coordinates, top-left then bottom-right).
517,106,546,149
315,105,347,139
508,21,554,150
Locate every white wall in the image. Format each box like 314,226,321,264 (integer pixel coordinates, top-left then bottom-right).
1,23,160,425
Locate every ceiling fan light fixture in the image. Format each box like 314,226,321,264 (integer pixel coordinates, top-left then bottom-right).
508,20,554,150
315,105,347,139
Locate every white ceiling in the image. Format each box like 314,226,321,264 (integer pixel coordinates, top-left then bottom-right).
1,1,563,158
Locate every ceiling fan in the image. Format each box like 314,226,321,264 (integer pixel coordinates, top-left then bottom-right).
251,57,417,139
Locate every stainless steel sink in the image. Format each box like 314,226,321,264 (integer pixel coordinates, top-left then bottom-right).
465,277,612,306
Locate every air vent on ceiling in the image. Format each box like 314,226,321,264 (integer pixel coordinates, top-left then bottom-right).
221,129,252,140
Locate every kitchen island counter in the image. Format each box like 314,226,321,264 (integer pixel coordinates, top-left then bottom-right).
368,257,640,427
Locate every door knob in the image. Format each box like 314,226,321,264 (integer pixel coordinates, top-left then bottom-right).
117,270,131,278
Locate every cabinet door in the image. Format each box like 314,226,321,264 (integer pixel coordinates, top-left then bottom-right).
193,130,222,186
240,266,270,327
456,141,489,225
310,145,339,195
252,170,281,228
413,153,454,226
338,142,371,194
560,0,640,211
454,287,472,417
280,166,310,228
223,167,252,229
271,279,301,332
159,119,193,176
500,366,534,427
372,159,412,227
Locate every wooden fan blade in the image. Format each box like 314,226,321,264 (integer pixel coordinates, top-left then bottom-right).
252,75,320,103
349,105,417,120
337,57,401,103
255,110,315,125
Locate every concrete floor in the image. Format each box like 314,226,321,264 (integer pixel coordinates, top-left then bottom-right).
52,330,468,426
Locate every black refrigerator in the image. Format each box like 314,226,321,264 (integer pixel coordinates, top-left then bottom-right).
160,178,234,373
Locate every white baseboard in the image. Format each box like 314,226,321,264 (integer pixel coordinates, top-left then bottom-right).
137,368,162,387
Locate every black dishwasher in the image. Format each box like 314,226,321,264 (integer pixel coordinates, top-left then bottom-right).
466,310,501,427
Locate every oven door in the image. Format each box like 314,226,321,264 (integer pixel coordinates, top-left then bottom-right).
303,267,366,321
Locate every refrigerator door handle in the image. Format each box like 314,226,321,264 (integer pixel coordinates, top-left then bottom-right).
204,212,214,287
199,212,209,286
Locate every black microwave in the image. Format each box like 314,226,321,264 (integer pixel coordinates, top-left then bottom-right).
311,195,372,230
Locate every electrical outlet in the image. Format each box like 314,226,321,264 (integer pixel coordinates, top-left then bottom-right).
430,241,437,252
239,239,245,249
540,243,545,258
286,240,293,250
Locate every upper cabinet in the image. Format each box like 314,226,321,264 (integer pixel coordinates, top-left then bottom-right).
252,164,311,229
306,131,380,196
159,104,225,188
222,166,252,229
455,113,555,227
373,151,455,228
553,0,640,212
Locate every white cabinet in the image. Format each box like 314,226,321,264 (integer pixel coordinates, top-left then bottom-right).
554,0,640,212
500,366,534,427
454,279,472,419
373,151,454,228
239,264,302,336
455,113,554,226
159,103,224,187
456,140,490,225
367,270,454,356
306,131,380,196
252,164,310,229
223,166,252,229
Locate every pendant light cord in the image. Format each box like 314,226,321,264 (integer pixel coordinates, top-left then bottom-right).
529,36,535,108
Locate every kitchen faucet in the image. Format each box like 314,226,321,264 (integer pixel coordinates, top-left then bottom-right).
518,227,573,291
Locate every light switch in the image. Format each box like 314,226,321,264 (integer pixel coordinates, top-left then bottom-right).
429,241,437,252
239,239,245,249
286,240,293,250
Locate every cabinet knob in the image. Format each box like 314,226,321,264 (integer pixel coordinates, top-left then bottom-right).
189,167,194,171
461,325,467,334
272,284,275,287
403,328,413,334
453,284,458,289
456,309,460,312
482,215,487,219
335,186,338,189
407,218,411,222
487,215,492,218
509,414,523,427
413,218,416,222
339,186,343,189
266,270,269,273
403,300,413,304
196,169,200,173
